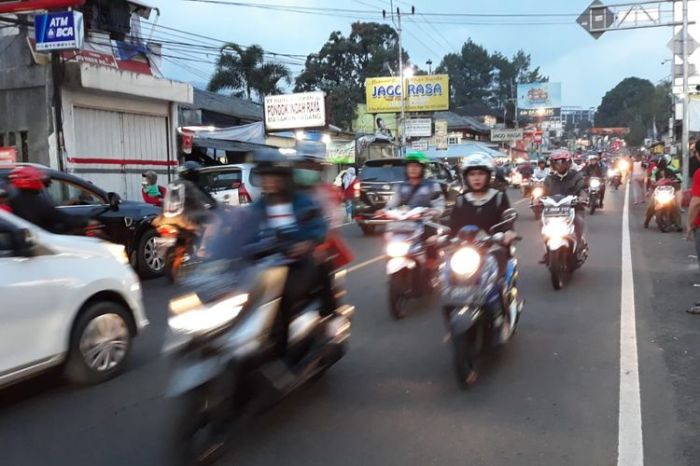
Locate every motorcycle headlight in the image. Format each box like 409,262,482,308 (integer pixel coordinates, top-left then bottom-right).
607,169,617,178
655,192,675,205
386,240,410,258
590,179,601,189
619,160,630,170
169,293,249,334
450,247,481,277
542,219,571,238
532,187,544,198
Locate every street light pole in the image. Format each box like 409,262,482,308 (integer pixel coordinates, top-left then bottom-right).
426,59,432,74
397,8,406,155
682,0,690,189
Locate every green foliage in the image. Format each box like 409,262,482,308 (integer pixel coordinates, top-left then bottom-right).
295,22,405,130
596,77,671,145
208,42,291,102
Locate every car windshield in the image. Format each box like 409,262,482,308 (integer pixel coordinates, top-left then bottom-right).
360,165,405,182
200,170,242,192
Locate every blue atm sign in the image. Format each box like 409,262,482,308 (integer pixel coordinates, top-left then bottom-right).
34,11,84,52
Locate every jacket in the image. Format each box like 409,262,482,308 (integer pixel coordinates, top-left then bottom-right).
449,189,512,234
251,191,328,245
544,170,587,198
581,163,606,179
385,179,445,215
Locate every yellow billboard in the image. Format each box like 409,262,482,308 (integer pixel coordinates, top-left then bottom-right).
365,74,449,113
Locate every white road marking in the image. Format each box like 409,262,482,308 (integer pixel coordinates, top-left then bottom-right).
343,254,386,274
618,181,644,466
514,198,529,206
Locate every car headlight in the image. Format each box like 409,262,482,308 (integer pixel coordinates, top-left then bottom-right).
590,179,601,189
450,247,481,277
106,243,129,265
532,187,544,198
168,293,249,334
542,219,572,238
386,240,410,258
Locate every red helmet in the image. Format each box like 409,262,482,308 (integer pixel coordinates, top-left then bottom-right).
9,166,46,191
550,150,572,162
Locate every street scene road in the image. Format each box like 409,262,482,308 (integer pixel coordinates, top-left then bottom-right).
2,183,698,466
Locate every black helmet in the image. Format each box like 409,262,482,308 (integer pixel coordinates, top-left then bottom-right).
178,161,201,182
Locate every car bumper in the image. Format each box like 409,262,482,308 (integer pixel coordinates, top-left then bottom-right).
124,269,149,332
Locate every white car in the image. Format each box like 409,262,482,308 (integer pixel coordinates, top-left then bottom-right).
199,163,261,206
0,211,148,388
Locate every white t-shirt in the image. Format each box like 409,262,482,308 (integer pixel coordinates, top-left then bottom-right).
266,203,297,231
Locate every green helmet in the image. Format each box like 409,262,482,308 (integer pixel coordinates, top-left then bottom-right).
405,151,429,165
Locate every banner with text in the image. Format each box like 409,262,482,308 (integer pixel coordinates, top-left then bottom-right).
517,82,561,123
264,92,327,131
365,74,449,113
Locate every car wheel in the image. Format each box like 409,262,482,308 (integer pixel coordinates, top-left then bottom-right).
64,301,134,385
138,228,165,277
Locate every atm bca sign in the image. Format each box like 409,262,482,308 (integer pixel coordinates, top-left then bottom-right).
34,11,84,52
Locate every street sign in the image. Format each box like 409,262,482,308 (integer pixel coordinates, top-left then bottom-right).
34,11,84,51
577,0,615,40
675,63,697,77
405,118,432,138
667,29,699,56
411,139,429,151
490,128,523,142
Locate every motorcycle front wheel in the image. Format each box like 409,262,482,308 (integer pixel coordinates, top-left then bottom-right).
172,382,233,466
388,272,410,320
656,210,672,233
549,248,569,290
452,324,484,390
532,204,542,220
589,195,597,215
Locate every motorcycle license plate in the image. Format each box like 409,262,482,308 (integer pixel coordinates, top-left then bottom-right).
543,207,569,217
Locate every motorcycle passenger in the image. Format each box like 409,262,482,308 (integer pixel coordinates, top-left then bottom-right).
644,158,683,230
7,166,89,234
581,154,606,207
381,151,445,268
251,161,330,365
533,159,549,180
543,150,588,251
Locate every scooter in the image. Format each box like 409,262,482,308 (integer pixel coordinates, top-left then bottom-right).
540,195,588,290
607,169,622,190
440,209,523,389
530,177,546,220
653,179,682,233
587,177,603,215
366,207,444,320
164,210,354,466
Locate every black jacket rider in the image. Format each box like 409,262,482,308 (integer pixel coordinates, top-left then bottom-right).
581,163,605,179
544,170,587,198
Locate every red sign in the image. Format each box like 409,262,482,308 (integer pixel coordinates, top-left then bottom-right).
0,146,18,163
591,127,631,136
181,132,194,155
0,0,85,14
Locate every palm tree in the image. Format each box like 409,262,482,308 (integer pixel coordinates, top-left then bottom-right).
207,42,291,101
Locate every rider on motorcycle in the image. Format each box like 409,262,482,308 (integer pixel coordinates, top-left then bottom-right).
644,158,683,230
581,154,607,207
533,159,550,180
543,150,588,252
7,166,89,234
381,151,446,268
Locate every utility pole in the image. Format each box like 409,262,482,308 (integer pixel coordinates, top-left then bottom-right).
682,0,690,188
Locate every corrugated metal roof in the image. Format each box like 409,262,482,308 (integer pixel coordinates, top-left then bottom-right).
433,111,491,134
186,89,263,122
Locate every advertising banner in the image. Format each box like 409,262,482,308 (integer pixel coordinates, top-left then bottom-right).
517,82,561,122
365,74,449,113
490,128,524,142
34,11,84,51
434,120,448,150
405,118,432,137
264,92,327,131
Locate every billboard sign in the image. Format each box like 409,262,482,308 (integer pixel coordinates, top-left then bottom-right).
517,82,561,122
34,11,84,51
264,91,327,131
405,118,432,138
365,74,449,113
490,128,524,142
411,139,429,151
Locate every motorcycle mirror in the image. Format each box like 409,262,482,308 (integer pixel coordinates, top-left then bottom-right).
107,192,121,211
13,228,37,257
501,208,518,223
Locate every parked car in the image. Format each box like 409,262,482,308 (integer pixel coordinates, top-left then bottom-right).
0,210,148,388
0,164,164,277
199,163,260,206
353,158,462,235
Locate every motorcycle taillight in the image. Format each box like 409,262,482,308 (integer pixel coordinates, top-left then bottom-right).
157,225,178,237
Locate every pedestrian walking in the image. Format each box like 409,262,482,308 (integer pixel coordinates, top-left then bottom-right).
341,167,356,222
685,142,700,314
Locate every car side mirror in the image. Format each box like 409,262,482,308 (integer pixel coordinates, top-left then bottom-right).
13,228,37,257
502,208,518,223
107,192,121,211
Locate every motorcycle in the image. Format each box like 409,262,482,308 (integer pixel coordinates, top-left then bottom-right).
653,180,681,233
607,168,622,190
521,177,533,197
164,208,354,466
366,207,444,320
440,209,523,389
529,177,546,220
540,195,588,290
587,177,603,214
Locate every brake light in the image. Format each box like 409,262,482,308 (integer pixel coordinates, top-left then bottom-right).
157,225,178,237
354,181,361,199
238,182,252,204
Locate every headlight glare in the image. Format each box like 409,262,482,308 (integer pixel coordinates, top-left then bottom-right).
386,240,410,258
169,293,249,334
450,247,481,277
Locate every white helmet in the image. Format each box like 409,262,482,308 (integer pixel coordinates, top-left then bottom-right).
462,153,494,175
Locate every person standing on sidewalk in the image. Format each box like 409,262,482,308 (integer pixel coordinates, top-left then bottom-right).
685,142,700,314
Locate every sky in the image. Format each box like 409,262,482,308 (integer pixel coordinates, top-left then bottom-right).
145,0,679,109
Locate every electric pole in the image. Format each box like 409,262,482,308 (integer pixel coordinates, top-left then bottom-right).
682,0,690,188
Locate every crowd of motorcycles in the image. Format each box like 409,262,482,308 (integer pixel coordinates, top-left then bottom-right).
153,157,636,466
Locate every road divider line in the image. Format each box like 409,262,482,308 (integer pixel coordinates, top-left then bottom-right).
343,254,386,274
514,198,529,206
618,181,644,466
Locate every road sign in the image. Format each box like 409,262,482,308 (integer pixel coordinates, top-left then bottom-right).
577,0,615,40
675,63,697,77
490,128,523,142
411,139,429,151
34,11,84,51
404,118,432,138
667,29,699,56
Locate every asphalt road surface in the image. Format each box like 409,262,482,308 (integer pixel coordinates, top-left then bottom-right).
2,182,698,466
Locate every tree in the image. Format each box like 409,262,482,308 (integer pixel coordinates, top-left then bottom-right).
208,42,291,102
596,77,671,145
295,22,405,129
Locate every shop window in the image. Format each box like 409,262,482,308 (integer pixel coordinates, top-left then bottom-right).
20,131,28,163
